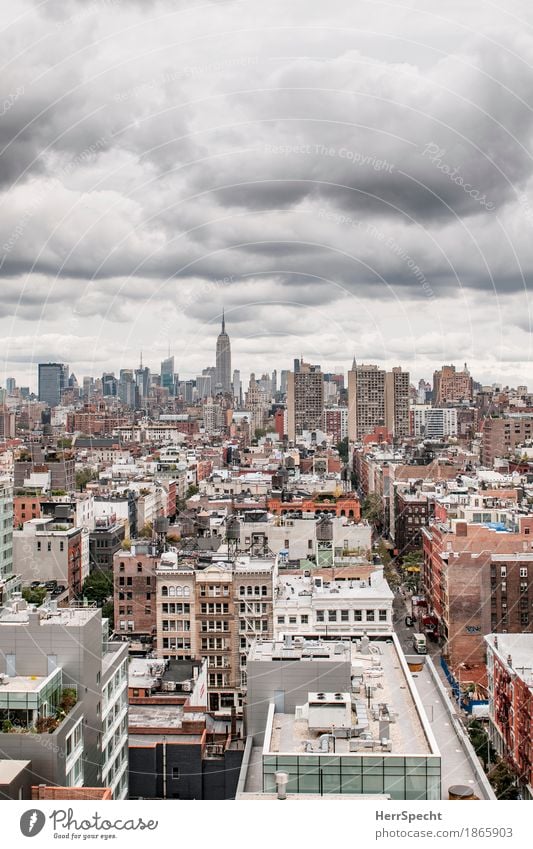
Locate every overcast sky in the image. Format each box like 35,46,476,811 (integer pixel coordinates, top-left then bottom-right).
2,0,533,390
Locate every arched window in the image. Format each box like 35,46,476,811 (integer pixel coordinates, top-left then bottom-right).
161,585,168,597
261,585,267,596
169,586,175,597
176,586,183,596
183,586,190,597
239,586,245,596
247,586,253,596
254,586,260,595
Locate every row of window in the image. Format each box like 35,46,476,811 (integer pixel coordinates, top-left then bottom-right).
161,619,191,631
161,585,191,597
277,608,389,624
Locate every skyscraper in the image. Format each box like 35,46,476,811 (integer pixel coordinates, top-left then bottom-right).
161,355,175,395
287,359,324,441
347,362,409,441
215,310,232,394
38,362,69,407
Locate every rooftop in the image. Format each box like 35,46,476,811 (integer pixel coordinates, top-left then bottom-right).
0,760,31,785
274,572,393,604
265,640,434,757
486,633,533,687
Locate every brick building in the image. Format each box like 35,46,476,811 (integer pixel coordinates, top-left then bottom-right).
422,518,533,670
113,542,159,646
485,634,533,800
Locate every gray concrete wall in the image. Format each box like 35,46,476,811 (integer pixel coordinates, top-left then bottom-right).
246,658,351,742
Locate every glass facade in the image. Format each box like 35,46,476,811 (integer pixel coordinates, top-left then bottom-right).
262,754,440,800
0,668,63,726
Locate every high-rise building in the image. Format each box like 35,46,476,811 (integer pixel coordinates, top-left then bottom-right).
5,377,16,394
38,363,69,408
232,369,241,405
433,364,473,406
102,372,118,396
348,363,409,441
118,369,137,407
215,311,232,394
196,374,212,400
135,363,151,402
385,367,410,439
287,360,324,442
160,356,175,395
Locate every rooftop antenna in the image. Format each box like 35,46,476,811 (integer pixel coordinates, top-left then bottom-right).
140,351,143,369
222,307,225,334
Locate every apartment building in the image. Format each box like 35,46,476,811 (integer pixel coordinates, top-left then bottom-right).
433,364,473,406
0,598,128,798
113,542,158,646
13,518,88,598
287,361,324,442
482,415,533,467
422,517,533,669
347,364,409,441
0,478,20,603
485,633,533,800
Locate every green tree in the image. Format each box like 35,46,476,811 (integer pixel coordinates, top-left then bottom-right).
102,601,114,621
138,522,153,539
80,570,113,605
22,586,47,605
186,484,199,498
362,493,383,527
76,467,97,491
488,760,520,799
336,437,349,463
467,720,496,771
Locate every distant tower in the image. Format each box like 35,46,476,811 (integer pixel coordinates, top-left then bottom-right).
215,309,232,394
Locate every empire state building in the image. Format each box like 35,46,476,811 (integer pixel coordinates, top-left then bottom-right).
215,310,232,393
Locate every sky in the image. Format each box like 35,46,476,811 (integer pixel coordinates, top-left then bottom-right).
2,0,533,390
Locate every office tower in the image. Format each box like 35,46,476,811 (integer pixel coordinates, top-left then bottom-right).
215,310,232,393
271,370,277,396
82,376,94,400
287,359,324,441
280,370,289,395
196,375,212,400
135,358,151,401
161,355,175,395
118,369,137,407
38,363,69,408
5,378,16,394
102,372,118,396
245,373,269,432
433,364,473,406
232,369,241,405
177,380,194,403
348,363,409,441
0,600,128,798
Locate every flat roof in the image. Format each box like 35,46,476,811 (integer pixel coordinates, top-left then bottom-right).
128,704,206,730
275,574,393,603
0,760,31,784
248,639,351,663
0,674,51,693
486,633,533,686
266,641,433,756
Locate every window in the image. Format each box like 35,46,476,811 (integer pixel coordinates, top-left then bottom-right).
47,541,51,552
520,567,528,578
341,610,349,622
328,610,337,622
316,610,325,622
500,566,507,577
126,576,132,586
60,541,64,552
289,616,297,625
119,562,125,572
172,767,180,779
366,610,375,621
37,541,41,551
354,610,362,621
308,539,313,550
379,609,387,622
137,563,143,573
301,615,308,624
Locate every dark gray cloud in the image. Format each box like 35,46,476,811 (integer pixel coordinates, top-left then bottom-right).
2,0,533,385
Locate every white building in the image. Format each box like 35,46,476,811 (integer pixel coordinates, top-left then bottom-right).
273,568,394,639
411,405,458,438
